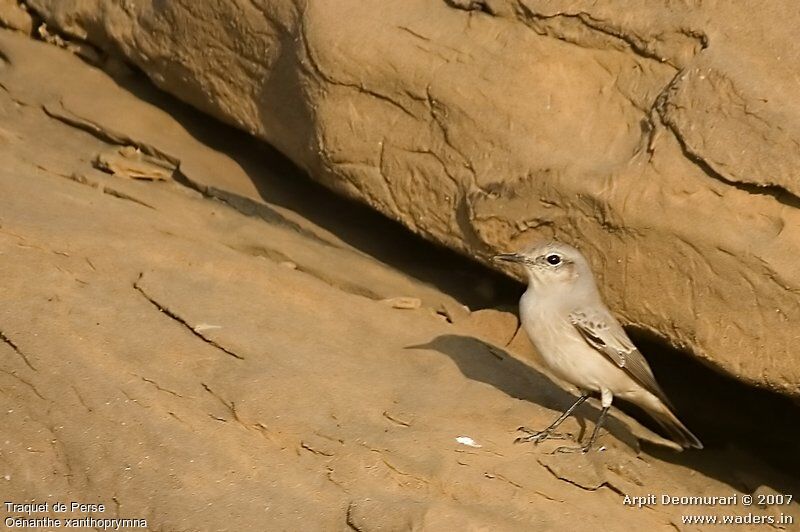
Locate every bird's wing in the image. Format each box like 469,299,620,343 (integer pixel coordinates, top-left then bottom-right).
569,308,673,409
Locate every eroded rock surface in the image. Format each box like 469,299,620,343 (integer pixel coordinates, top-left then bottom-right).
2,29,799,529
23,0,800,399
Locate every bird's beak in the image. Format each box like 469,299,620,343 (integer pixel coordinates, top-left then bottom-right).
492,253,525,264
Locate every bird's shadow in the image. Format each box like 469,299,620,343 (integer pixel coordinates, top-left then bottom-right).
413,334,800,499
406,334,637,451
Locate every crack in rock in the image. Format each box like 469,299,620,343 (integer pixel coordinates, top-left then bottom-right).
382,410,412,427
0,329,37,371
297,20,418,119
32,164,156,210
43,101,174,161
300,441,335,457
133,274,244,360
137,374,184,398
0,368,46,400
537,456,628,497
512,2,707,67
201,382,255,435
101,187,156,209
345,502,366,532
42,97,343,248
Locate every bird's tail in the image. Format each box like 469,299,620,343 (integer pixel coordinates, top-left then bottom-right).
648,400,703,450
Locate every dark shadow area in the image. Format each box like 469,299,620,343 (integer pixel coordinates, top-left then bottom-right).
407,334,641,453
627,328,800,492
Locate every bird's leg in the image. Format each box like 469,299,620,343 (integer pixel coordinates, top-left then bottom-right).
554,388,612,453
515,393,589,445
554,406,610,453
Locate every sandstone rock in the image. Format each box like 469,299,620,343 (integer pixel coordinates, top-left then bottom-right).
0,0,32,34
460,308,519,347
2,27,799,530
381,296,423,310
24,0,800,400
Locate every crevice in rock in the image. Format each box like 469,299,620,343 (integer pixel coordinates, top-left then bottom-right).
42,101,179,165
660,118,800,209
43,98,339,247
379,454,430,487
16,0,103,61
149,101,518,309
512,2,707,67
455,191,491,256
323,467,349,493
647,69,800,209
133,274,245,360
195,185,337,248
445,0,496,16
111,496,121,516
376,141,404,218
624,327,800,481
200,383,268,437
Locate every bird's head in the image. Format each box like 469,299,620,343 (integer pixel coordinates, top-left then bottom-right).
492,240,595,293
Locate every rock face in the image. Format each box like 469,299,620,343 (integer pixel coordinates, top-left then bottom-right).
24,0,800,398
10,29,800,530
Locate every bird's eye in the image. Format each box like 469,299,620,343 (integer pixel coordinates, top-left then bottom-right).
546,254,561,265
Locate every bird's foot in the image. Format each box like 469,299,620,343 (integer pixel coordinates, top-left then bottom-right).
514,426,571,445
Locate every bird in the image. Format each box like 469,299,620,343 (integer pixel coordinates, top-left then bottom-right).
493,241,702,453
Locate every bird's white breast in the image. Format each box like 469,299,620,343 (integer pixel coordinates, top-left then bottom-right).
519,288,635,395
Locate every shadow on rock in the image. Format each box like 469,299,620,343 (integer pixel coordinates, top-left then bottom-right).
103,65,519,311
629,329,800,497
410,334,800,500
406,334,639,452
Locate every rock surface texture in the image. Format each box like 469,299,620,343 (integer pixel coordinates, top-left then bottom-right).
25,0,800,399
1,22,799,531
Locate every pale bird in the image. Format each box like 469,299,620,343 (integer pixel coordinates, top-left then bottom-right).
494,241,702,453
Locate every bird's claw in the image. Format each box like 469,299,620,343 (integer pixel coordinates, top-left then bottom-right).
552,444,592,454
514,427,571,445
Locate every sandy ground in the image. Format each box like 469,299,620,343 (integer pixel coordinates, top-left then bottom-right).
0,29,798,531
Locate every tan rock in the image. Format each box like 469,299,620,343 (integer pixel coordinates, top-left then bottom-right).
461,308,519,347
0,0,32,34
381,296,423,310
1,27,799,531
24,0,800,401
93,145,175,181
